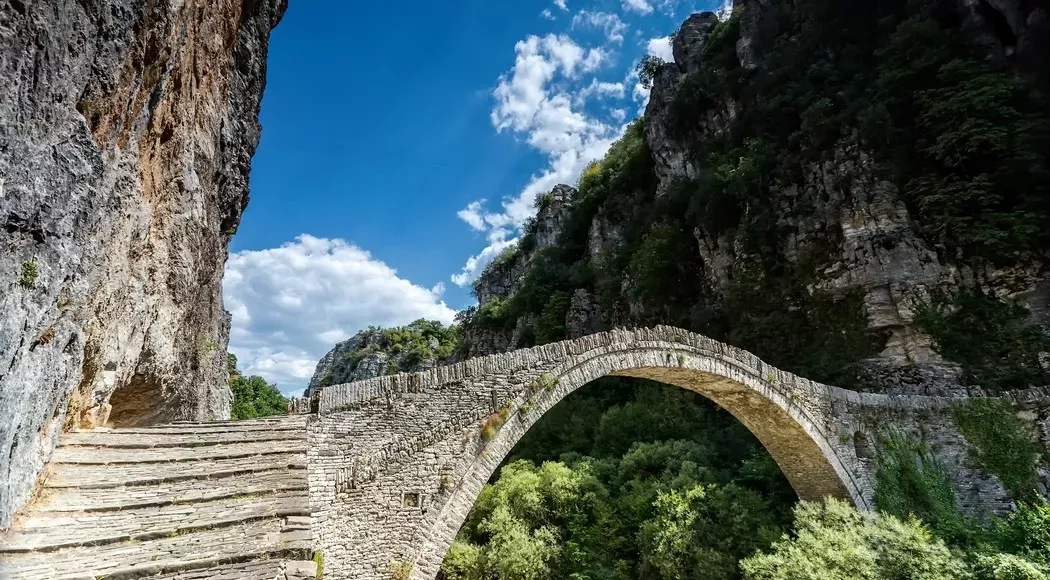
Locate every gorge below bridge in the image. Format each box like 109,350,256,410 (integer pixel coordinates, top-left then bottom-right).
3,326,1047,580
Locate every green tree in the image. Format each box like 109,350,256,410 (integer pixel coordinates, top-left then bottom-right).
639,484,784,579
230,375,286,420
741,499,969,580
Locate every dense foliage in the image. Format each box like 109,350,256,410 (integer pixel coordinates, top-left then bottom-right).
440,379,796,580
915,291,1050,390
952,399,1043,501
741,498,1050,580
441,379,1050,579
380,319,459,372
227,353,286,420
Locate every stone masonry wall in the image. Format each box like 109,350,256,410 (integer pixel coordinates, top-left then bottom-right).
307,326,1038,580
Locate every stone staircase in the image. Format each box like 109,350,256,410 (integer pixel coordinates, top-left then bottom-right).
0,416,318,579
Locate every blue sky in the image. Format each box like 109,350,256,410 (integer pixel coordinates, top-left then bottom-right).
223,0,727,394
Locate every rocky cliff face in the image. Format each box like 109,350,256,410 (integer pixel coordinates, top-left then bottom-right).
0,0,286,527
464,0,1050,396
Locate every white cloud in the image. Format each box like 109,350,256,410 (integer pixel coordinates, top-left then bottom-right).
610,108,627,122
577,79,627,101
554,0,568,10
224,235,455,394
453,33,623,287
716,0,733,21
622,0,654,14
457,199,487,231
625,66,651,112
656,0,681,15
572,11,628,44
646,36,674,62
451,232,518,287
541,8,555,20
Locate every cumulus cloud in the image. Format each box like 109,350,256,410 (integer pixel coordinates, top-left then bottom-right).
457,199,487,231
656,0,682,15
647,36,674,62
554,0,568,10
224,235,455,394
452,33,623,287
577,79,627,102
572,11,629,44
622,0,654,14
541,8,555,20
716,0,733,21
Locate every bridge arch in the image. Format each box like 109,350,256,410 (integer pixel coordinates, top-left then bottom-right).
309,327,876,580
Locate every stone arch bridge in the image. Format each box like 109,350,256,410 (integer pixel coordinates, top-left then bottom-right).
308,326,1031,580
4,327,1042,579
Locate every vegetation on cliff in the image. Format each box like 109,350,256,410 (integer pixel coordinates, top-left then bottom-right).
309,319,458,391
227,353,286,420
459,0,1050,391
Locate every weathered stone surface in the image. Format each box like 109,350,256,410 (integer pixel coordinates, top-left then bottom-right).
533,184,578,250
310,326,1047,580
0,0,286,528
48,453,306,489
566,289,602,339
637,7,1049,394
0,417,312,579
50,438,306,464
36,468,307,513
672,12,719,75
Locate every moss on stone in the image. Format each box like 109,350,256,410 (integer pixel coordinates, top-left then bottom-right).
952,399,1042,501
873,430,967,542
19,260,37,288
915,291,1049,391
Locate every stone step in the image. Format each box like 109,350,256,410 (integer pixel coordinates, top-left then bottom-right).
35,468,308,512
0,518,313,579
97,416,308,436
45,453,306,488
0,490,309,552
50,439,306,464
59,429,305,449
151,559,318,579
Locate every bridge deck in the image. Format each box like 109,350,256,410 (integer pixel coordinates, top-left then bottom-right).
0,416,317,580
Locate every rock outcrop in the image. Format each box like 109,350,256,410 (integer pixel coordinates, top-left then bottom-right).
0,0,286,528
461,0,1049,396
307,321,457,396
641,2,1049,390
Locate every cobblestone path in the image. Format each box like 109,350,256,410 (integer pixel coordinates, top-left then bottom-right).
0,416,318,579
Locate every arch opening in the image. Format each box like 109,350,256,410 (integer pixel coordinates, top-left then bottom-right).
410,347,865,580
437,375,801,580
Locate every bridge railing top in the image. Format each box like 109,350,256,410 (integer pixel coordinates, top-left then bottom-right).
314,326,1050,415
317,326,781,414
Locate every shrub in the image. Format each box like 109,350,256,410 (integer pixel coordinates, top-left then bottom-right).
873,431,968,542
915,291,1049,391
953,399,1042,500
741,498,968,580
230,375,287,420
20,260,38,288
637,55,665,89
